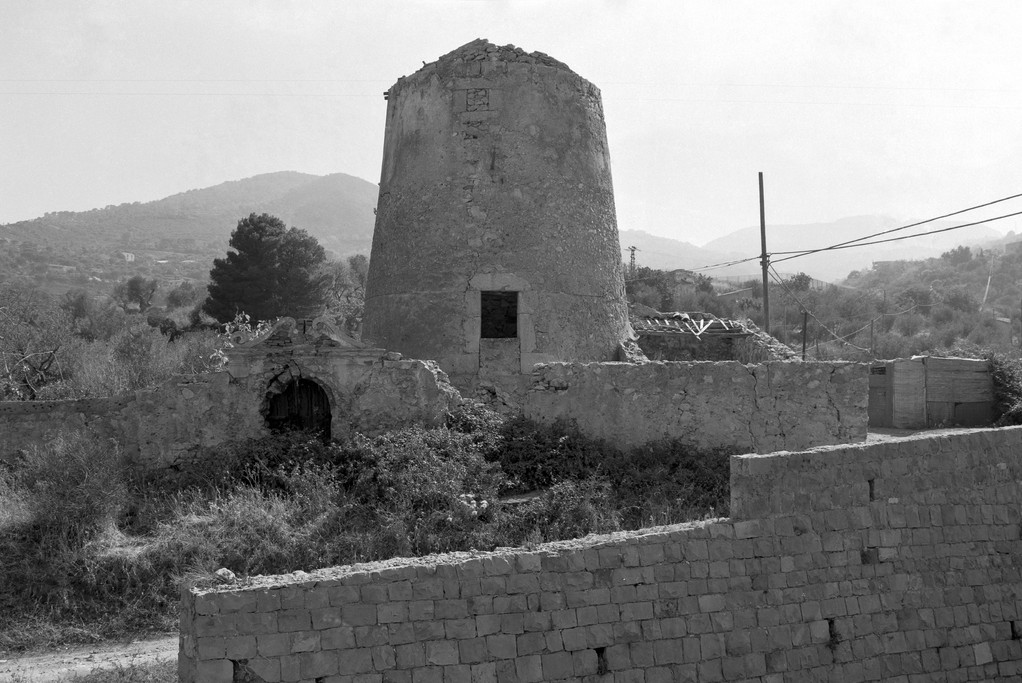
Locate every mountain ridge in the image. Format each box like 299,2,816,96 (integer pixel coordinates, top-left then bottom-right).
1,171,379,256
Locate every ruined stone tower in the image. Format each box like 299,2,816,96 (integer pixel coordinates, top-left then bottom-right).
362,39,630,390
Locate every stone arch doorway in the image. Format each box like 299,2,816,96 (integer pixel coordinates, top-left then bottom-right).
265,378,332,439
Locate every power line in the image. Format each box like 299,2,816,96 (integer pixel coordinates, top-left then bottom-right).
768,266,871,353
687,191,1022,276
690,255,761,272
773,208,1022,265
771,191,1022,261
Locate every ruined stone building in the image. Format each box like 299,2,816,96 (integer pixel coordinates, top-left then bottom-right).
1,40,868,474
362,39,630,393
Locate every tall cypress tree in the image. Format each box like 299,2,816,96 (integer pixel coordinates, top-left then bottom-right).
203,213,328,324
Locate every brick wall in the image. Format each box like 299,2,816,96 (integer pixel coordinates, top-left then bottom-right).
524,361,868,452
178,426,1022,682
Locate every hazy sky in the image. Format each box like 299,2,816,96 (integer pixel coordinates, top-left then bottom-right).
3,0,1022,247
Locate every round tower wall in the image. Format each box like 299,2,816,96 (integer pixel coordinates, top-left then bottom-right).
362,42,629,387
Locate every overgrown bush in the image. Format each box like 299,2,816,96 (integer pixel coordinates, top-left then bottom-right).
487,416,614,493
0,432,154,649
1,415,731,653
7,432,127,552
497,478,621,546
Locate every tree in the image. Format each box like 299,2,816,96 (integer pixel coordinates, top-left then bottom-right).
941,245,972,264
112,275,158,313
783,272,813,293
0,283,74,399
203,213,329,324
626,266,673,311
323,254,369,337
165,281,203,310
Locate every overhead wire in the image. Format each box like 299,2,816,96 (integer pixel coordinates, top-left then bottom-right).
768,266,872,353
690,255,762,272
773,208,1022,265
685,191,1022,273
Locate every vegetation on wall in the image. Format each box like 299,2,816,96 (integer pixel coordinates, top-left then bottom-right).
0,407,729,653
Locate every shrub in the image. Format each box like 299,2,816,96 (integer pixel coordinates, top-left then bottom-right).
8,432,127,551
488,417,614,493
497,478,620,545
1,417,733,652
0,432,153,643
602,441,731,527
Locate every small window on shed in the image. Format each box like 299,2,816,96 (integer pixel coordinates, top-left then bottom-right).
481,291,518,338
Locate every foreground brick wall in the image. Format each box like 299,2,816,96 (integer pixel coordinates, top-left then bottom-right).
179,427,1022,682
524,361,868,452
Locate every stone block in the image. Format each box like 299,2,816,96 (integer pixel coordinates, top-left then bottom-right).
425,639,459,665
410,666,443,683
514,655,543,683
301,650,340,678
195,658,232,682
312,607,344,629
342,604,378,626
408,600,435,621
246,657,281,682
444,618,477,639
372,645,397,670
354,625,388,648
337,648,375,675
516,631,545,655
322,626,357,650
395,643,426,669
487,633,518,659
225,635,257,659
278,609,312,632
378,602,408,624
256,632,291,658
290,630,319,653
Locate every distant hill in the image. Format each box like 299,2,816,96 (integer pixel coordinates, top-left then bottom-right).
619,230,740,272
0,171,379,297
0,171,378,257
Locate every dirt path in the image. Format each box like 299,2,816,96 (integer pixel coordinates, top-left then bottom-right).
0,635,177,682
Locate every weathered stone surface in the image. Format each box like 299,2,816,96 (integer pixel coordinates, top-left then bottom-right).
0,394,139,463
362,38,630,392
0,318,462,468
523,360,868,453
179,426,1022,682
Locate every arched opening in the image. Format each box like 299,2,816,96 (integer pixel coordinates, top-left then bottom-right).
265,378,332,439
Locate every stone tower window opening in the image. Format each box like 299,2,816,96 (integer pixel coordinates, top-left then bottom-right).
480,291,518,339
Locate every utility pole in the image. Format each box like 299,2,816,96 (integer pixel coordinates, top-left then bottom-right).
801,309,808,361
627,246,638,278
759,172,770,335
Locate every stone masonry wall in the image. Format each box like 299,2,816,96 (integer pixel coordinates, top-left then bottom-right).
0,395,138,464
524,361,867,453
0,357,458,469
178,426,1022,682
